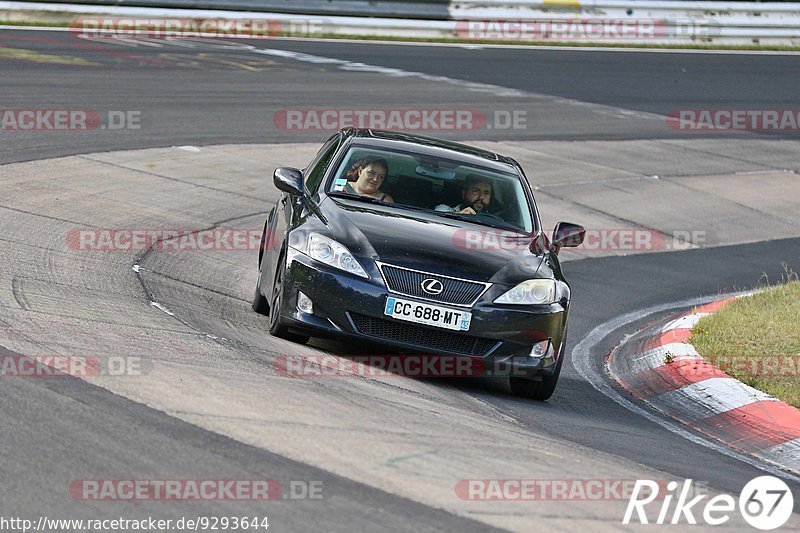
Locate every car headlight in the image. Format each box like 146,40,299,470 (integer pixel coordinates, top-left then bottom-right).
304,233,369,278
495,279,557,305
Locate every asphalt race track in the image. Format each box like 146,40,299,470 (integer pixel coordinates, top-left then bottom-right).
1,28,799,531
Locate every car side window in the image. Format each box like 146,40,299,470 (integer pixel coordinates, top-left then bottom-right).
305,135,340,194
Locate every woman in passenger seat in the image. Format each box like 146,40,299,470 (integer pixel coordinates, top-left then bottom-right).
344,157,394,203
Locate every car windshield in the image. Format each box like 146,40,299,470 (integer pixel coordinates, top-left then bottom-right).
326,145,535,233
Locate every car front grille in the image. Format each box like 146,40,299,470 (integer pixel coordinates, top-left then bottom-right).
349,313,497,356
379,263,488,306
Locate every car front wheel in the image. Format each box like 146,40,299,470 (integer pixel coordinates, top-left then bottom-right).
509,344,564,401
252,261,270,315
268,252,309,345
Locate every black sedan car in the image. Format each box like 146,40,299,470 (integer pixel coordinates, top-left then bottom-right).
253,128,584,400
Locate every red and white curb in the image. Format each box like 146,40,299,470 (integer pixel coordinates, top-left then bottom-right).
608,297,800,475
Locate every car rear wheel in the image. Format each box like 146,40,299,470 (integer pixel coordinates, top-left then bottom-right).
268,252,309,344
509,347,564,401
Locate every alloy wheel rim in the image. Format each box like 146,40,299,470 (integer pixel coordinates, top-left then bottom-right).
270,266,282,328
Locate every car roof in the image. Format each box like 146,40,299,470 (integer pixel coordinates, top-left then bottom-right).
340,128,522,175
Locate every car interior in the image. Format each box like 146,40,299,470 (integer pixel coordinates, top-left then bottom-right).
330,149,531,231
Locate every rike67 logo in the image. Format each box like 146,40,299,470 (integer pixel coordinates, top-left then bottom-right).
624,476,794,530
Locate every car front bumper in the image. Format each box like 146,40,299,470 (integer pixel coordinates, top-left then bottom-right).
277,248,569,378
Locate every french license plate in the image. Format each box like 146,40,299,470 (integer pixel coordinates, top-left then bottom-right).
384,297,471,331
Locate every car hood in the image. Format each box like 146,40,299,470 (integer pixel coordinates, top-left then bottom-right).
316,197,546,283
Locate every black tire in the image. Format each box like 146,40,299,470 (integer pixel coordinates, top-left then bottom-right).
252,262,270,315
509,348,564,401
257,223,267,266
268,252,309,344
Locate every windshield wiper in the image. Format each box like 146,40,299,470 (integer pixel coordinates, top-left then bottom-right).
329,193,526,231
328,192,389,205
436,211,525,233
327,192,430,213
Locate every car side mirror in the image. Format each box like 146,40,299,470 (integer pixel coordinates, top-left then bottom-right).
273,167,304,196
529,231,550,255
551,222,585,254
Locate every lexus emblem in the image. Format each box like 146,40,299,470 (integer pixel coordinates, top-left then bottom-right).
421,278,444,295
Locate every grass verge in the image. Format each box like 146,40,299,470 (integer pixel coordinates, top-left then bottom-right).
691,279,800,408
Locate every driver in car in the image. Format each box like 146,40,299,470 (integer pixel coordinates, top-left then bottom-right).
435,175,493,215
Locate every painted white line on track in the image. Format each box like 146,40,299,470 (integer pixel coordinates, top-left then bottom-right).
0,24,71,31
757,439,800,467
253,47,527,97
150,301,175,316
251,47,665,122
570,291,800,483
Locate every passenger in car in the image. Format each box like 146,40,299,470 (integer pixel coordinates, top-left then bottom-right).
435,174,492,215
343,157,394,203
